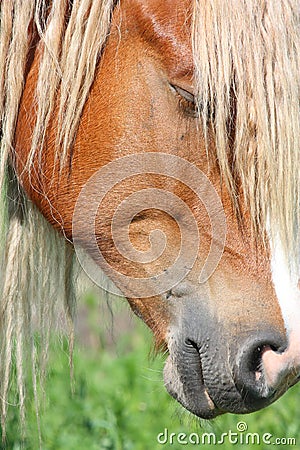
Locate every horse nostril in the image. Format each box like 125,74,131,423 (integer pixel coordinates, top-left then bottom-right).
248,344,279,381
235,334,287,406
248,345,265,381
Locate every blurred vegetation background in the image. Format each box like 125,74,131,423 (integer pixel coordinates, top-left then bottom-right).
2,290,300,450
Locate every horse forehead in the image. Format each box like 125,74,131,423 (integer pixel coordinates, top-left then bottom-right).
123,0,193,79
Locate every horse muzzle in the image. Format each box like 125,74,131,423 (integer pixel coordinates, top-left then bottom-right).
162,282,298,419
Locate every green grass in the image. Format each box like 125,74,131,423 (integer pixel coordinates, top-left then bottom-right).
2,298,300,450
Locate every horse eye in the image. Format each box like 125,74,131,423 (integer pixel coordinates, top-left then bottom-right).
170,83,198,118
171,84,195,104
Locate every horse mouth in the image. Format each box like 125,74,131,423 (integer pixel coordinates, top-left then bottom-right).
163,359,220,419
163,340,222,419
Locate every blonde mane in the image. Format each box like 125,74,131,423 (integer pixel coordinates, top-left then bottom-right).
0,0,299,436
193,0,300,264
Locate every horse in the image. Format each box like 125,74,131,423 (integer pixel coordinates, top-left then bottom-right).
0,0,299,435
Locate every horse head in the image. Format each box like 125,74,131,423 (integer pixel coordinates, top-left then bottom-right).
9,0,300,420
